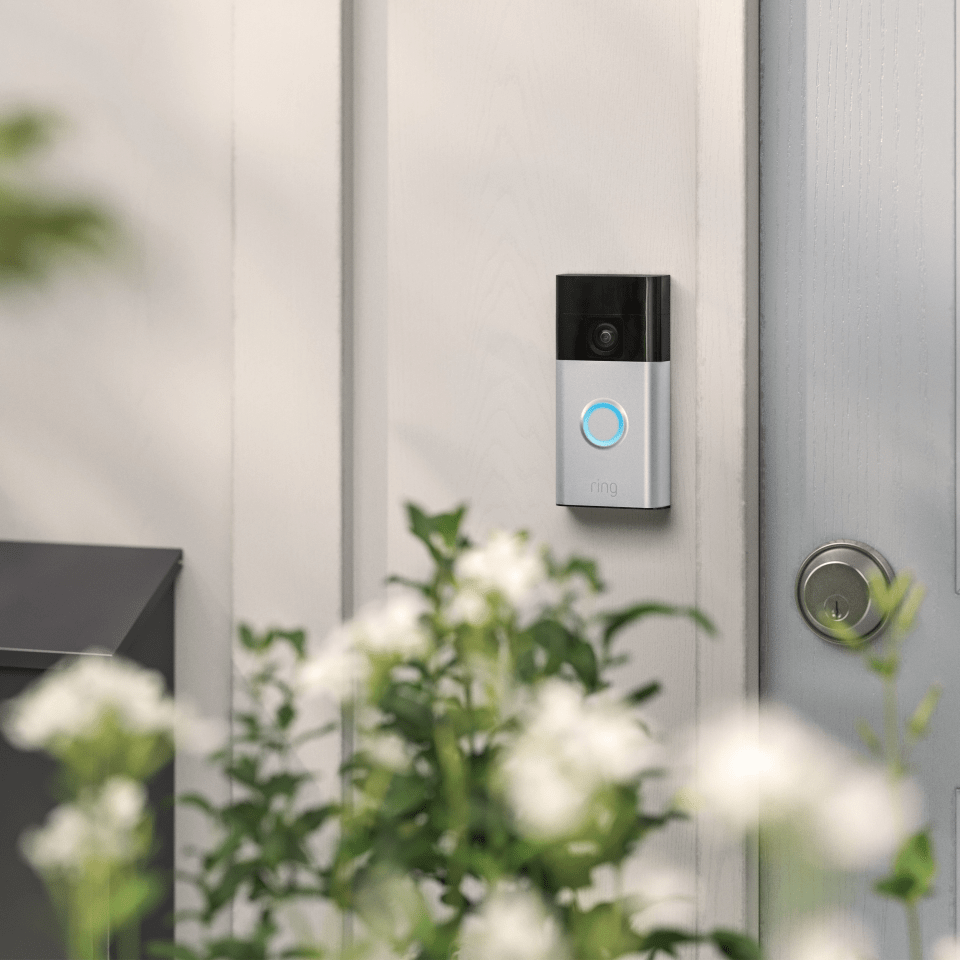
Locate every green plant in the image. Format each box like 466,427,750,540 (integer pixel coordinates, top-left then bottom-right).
313,504,759,960
827,575,939,960
0,109,114,284
2,655,182,960
164,627,338,960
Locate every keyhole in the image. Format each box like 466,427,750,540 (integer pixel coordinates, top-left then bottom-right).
823,594,850,622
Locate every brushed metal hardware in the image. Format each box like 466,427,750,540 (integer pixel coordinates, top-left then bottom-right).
795,540,895,644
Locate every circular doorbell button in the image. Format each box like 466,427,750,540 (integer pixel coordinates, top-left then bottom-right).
581,399,627,448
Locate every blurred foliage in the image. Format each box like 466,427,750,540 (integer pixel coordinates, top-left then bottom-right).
0,109,115,286
330,504,758,960
826,573,937,960
166,505,761,960
162,628,336,960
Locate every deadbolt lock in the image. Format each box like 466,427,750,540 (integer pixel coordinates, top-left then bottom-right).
795,540,895,644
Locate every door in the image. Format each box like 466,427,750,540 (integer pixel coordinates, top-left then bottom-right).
761,0,956,953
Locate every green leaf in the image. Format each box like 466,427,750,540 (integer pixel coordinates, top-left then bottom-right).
601,602,715,649
148,943,202,960
277,701,296,730
544,551,605,592
237,625,307,659
0,188,114,284
405,502,468,563
567,637,600,690
177,792,216,815
868,655,898,678
524,620,600,690
709,929,763,959
570,902,646,958
907,684,942,742
627,681,663,705
875,831,936,903
0,111,57,160
855,719,883,757
109,873,165,928
893,580,926,634
635,927,699,958
292,803,339,835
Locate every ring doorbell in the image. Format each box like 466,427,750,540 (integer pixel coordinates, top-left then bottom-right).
556,274,670,509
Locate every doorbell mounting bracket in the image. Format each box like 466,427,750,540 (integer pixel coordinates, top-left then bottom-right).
556,274,670,509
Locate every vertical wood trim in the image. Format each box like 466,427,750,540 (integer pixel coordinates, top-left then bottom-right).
956,0,960,597
232,0,343,640
350,0,390,613
695,0,760,937
230,1,345,939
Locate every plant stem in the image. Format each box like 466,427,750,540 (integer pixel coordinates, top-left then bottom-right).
882,663,901,774
879,630,925,960
907,901,923,960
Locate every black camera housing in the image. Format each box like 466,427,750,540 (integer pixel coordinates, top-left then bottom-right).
556,275,670,362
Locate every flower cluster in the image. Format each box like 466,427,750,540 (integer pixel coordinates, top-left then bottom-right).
21,777,146,877
695,705,919,869
4,654,177,750
458,887,567,960
3,652,193,960
319,504,759,960
455,530,546,606
500,678,659,837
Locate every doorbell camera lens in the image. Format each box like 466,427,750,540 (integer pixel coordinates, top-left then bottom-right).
591,321,620,356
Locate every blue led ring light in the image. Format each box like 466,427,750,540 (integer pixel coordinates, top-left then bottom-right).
581,400,627,448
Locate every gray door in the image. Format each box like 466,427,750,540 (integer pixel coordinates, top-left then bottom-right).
760,0,956,953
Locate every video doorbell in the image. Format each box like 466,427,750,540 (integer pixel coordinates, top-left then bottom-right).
556,274,670,509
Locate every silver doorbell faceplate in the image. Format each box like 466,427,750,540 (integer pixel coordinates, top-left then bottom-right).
556,275,670,510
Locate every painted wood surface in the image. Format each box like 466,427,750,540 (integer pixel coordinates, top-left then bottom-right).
761,0,956,949
0,0,344,939
372,0,757,935
697,0,760,938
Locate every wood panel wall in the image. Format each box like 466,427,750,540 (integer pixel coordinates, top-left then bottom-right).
351,0,759,936
0,0,757,945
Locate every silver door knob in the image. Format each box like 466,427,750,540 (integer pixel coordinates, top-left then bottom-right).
795,540,895,644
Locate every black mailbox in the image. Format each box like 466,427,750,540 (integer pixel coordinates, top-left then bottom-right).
0,542,182,960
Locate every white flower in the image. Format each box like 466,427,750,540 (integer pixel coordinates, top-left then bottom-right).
814,766,921,869
365,732,413,772
298,627,365,702
503,749,594,837
456,531,545,604
299,596,429,703
356,870,425,944
696,706,842,830
694,705,920,869
501,679,657,837
3,654,177,750
459,887,568,960
21,777,146,875
446,587,489,625
934,938,960,960
353,595,429,658
626,861,696,932
785,914,877,960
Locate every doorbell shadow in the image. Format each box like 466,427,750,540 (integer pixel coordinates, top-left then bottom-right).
566,504,671,531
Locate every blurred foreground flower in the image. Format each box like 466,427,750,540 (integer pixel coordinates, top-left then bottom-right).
934,938,960,960
2,653,198,960
459,886,568,960
695,705,920,869
785,914,877,960
322,504,760,960
22,777,146,875
500,677,659,837
456,529,546,604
